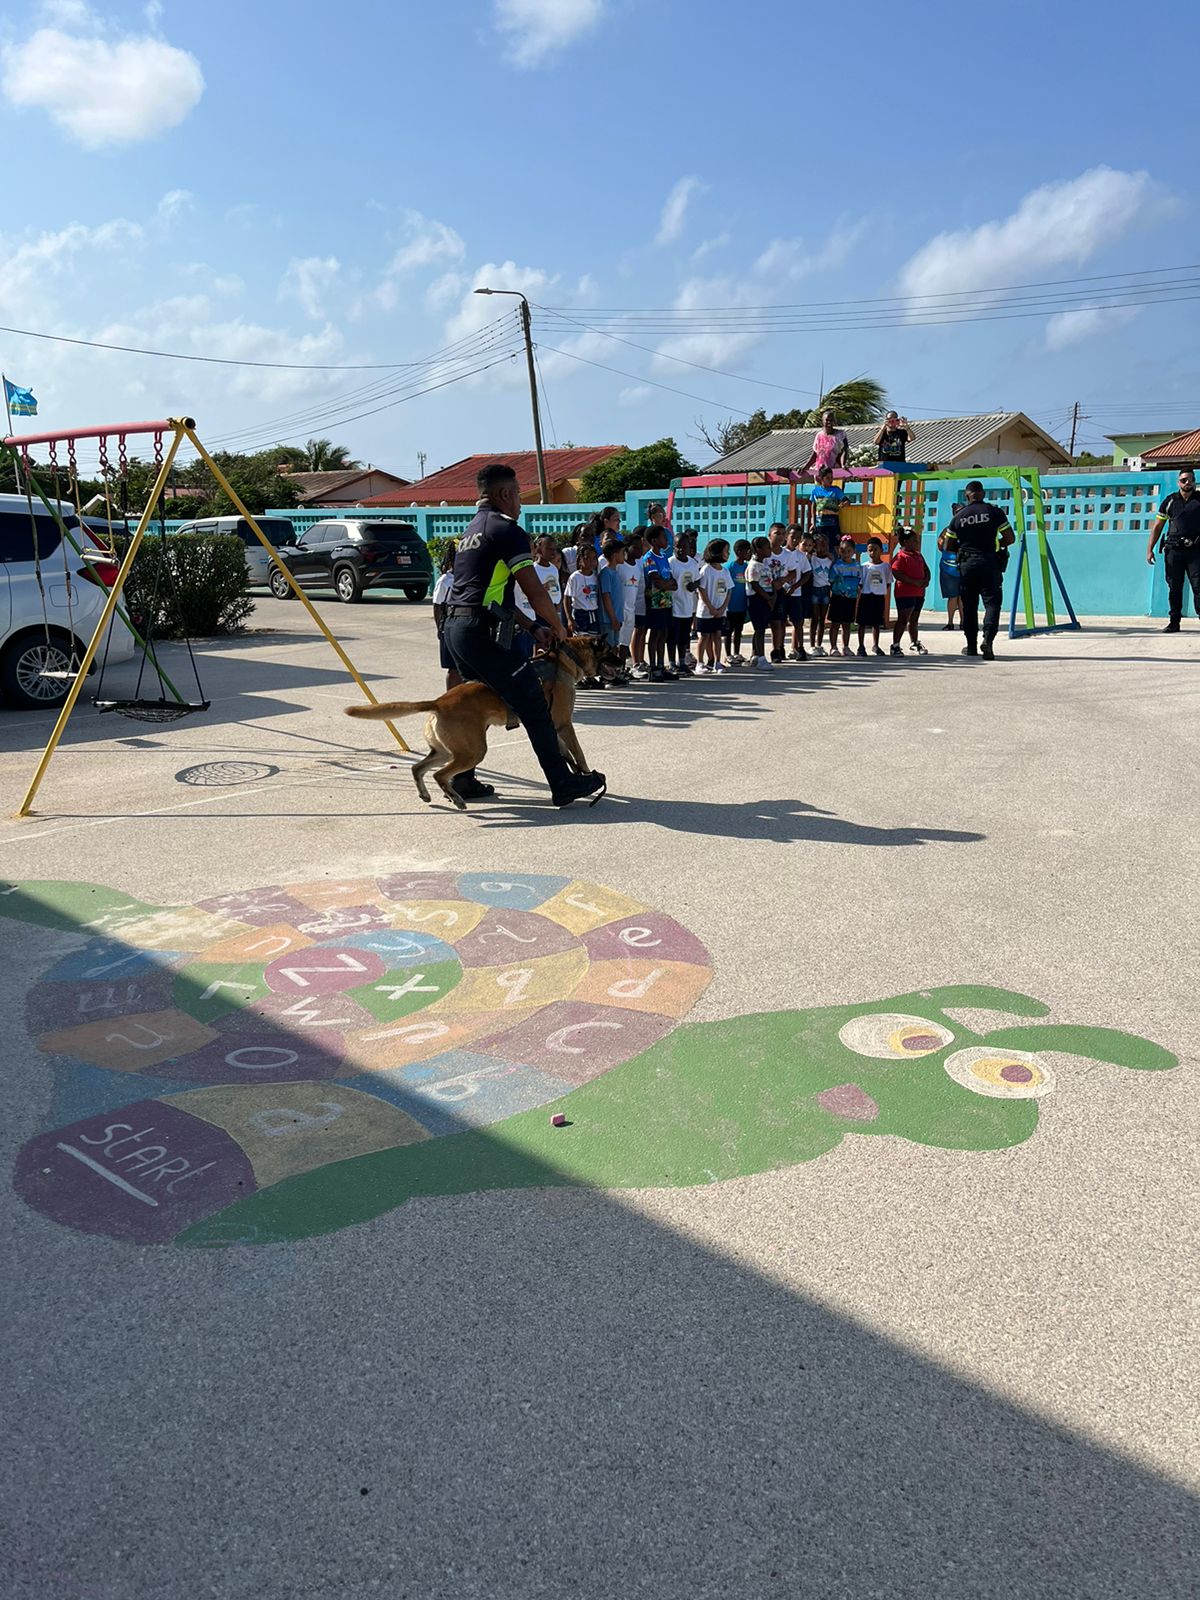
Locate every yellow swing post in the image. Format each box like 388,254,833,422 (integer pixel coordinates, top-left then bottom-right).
183,425,409,755
17,421,189,817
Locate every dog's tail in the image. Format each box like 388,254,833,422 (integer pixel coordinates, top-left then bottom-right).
344,699,438,721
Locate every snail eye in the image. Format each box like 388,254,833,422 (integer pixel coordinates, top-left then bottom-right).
838,1013,953,1059
943,1047,1055,1099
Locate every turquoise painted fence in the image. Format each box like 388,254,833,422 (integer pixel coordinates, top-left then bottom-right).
155,464,1184,620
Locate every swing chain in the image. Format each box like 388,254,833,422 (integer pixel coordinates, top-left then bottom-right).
118,433,128,478
67,437,77,478
98,434,109,476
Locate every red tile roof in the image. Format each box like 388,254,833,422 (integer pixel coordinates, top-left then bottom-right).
1141,429,1200,463
360,447,626,505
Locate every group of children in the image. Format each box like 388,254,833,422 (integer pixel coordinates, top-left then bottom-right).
432,496,934,687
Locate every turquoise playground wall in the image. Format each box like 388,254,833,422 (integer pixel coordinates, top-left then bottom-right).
160,466,1188,619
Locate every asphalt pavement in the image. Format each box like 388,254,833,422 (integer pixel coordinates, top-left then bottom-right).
1,590,1197,1598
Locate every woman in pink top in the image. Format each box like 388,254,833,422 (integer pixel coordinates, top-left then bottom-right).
800,410,850,476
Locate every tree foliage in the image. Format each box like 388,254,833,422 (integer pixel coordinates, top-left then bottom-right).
694,377,889,460
578,439,697,501
301,438,362,472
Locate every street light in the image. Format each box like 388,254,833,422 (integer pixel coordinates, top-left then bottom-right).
474,287,549,505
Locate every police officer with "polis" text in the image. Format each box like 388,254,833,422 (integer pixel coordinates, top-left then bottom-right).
941,481,1015,659
442,463,606,807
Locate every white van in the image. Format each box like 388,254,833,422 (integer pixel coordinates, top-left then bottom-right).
0,493,136,709
173,515,297,587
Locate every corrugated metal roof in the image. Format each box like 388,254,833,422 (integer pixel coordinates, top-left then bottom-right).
363,447,626,505
1141,429,1200,463
703,413,1069,473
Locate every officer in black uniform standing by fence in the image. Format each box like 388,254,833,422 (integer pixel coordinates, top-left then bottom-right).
940,480,1015,659
1146,467,1200,632
442,463,606,807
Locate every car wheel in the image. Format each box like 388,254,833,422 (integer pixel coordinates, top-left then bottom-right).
269,568,293,600
1,632,78,710
334,565,364,603
403,585,429,602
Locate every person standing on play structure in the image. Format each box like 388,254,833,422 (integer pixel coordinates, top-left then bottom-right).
800,411,850,476
940,481,1014,660
874,411,912,466
1146,467,1200,632
443,463,605,807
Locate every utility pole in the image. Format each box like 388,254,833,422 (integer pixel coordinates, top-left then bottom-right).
1068,401,1081,459
416,450,427,480
473,287,549,504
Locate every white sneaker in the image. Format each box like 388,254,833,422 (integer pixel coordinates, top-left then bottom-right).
694,662,709,674
714,663,727,674
811,645,827,657
630,664,649,680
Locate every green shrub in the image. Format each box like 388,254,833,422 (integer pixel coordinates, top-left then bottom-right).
426,534,457,574
112,532,253,638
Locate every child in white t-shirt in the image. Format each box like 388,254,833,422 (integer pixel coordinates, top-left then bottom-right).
808,533,833,655
744,536,776,669
694,538,733,674
431,545,461,688
856,537,893,657
565,542,600,633
668,531,700,676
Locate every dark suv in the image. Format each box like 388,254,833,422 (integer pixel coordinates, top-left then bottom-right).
268,518,432,603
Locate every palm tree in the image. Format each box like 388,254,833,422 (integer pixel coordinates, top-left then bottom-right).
303,438,362,472
805,378,887,425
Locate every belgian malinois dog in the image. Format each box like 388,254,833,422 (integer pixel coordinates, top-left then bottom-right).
345,635,620,809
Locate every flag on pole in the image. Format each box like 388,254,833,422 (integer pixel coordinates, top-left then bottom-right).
3,378,38,417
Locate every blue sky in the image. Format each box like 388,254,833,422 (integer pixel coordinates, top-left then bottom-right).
1,0,1197,478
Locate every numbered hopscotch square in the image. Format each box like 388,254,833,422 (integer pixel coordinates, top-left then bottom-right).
163,1082,429,1188
536,882,647,936
201,923,316,965
343,1052,575,1135
570,960,714,1018
111,908,254,952
437,948,588,1015
452,873,571,912
284,878,382,913
40,1010,216,1074
380,900,487,939
343,1012,493,1071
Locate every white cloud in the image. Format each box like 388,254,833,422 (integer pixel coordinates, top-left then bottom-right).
898,167,1163,300
0,217,143,322
652,274,764,372
493,0,606,67
754,221,866,281
656,176,704,246
445,259,556,344
692,232,731,263
156,188,194,224
1045,304,1138,351
618,385,651,406
280,255,342,320
387,211,466,273
1,11,204,148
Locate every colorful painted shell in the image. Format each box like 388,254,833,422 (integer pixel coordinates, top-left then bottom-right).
8,873,711,1244
2,875,1177,1249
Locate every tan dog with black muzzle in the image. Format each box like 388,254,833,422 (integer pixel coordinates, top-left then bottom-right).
346,636,619,809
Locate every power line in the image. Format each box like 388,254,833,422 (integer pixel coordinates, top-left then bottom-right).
541,263,1200,315
536,342,756,417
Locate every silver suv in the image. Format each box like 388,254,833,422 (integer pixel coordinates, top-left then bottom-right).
174,515,297,587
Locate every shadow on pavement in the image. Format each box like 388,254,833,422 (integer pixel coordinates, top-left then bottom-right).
472,793,986,846
2,886,1192,1598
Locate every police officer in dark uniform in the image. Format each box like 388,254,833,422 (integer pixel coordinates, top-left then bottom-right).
442,462,605,807
940,481,1014,659
1146,467,1200,632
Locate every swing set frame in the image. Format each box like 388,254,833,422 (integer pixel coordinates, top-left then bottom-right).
4,415,410,818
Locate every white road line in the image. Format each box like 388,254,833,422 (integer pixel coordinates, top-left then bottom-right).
55,1142,159,1206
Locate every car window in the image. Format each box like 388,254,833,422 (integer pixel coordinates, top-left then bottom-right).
300,526,332,547
0,510,64,563
238,518,293,546
352,522,422,546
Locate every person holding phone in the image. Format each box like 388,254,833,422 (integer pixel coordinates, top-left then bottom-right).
875,411,912,465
